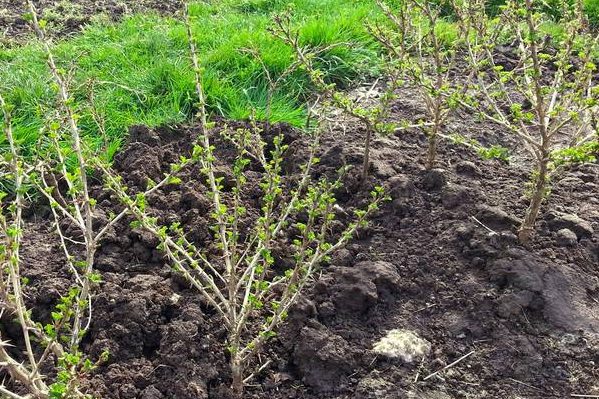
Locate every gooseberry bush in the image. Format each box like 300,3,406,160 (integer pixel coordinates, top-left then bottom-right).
2,3,387,397
97,3,389,397
4,0,596,397
0,2,184,397
271,13,429,182
460,0,599,242
369,0,470,169
0,2,113,397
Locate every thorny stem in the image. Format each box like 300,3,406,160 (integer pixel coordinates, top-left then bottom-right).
462,0,597,242
0,384,32,399
271,14,381,183
519,154,549,243
374,0,466,170
96,162,231,321
184,1,238,328
240,47,302,126
26,0,96,349
517,0,548,243
0,95,49,397
363,128,373,179
0,4,130,397
237,193,385,364
98,4,389,396
0,342,45,396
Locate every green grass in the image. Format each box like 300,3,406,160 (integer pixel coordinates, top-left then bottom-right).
0,0,385,159
433,0,599,26
5,0,594,162
585,0,599,27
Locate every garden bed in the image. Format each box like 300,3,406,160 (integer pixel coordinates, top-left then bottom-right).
2,1,599,398
11,88,599,397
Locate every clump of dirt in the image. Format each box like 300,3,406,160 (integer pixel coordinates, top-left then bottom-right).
5,88,599,398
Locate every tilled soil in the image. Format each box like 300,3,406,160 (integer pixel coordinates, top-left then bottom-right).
0,0,181,41
3,89,599,399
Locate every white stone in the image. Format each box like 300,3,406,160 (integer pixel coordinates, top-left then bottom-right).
169,293,181,304
373,329,431,363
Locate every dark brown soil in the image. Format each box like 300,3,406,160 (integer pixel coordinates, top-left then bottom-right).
3,87,599,399
0,0,181,41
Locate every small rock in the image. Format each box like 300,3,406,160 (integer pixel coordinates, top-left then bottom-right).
169,293,181,304
388,174,417,199
331,261,400,314
557,176,586,190
560,333,579,346
140,386,164,399
547,212,594,239
496,290,536,318
294,326,355,393
455,161,480,176
331,248,353,267
475,205,521,231
442,184,470,209
499,232,519,246
373,329,431,363
422,168,447,191
556,228,578,247
355,377,405,399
